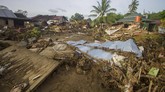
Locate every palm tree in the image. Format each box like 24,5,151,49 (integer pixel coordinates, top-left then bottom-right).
128,0,139,13
90,0,116,18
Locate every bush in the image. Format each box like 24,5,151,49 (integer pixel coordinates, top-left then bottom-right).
28,27,40,38
160,18,165,28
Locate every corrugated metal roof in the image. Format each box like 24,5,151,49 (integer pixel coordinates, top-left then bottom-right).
117,13,147,23
0,9,17,18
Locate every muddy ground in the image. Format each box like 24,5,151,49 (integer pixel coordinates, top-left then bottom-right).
0,29,165,92
36,65,113,92
36,32,114,92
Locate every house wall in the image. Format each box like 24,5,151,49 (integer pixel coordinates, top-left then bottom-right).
14,20,25,27
8,19,14,27
0,19,6,26
0,18,14,27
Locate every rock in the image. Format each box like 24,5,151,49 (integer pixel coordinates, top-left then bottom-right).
53,44,68,51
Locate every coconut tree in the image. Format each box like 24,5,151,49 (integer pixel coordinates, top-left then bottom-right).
90,0,116,30
90,0,116,18
128,0,139,13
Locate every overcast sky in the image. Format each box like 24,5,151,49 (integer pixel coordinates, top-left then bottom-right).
0,0,165,18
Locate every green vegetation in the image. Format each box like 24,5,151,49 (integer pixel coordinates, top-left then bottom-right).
28,27,41,38
128,0,139,13
90,0,122,26
149,10,165,20
134,33,164,44
106,13,124,23
90,0,116,18
70,13,84,21
160,18,165,28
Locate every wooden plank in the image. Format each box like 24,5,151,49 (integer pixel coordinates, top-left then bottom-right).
26,62,59,92
0,44,60,92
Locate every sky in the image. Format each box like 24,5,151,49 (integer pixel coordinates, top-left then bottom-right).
0,0,165,18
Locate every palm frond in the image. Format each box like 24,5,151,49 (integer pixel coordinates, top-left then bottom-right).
92,6,101,13
89,14,98,17
90,10,100,14
105,9,115,13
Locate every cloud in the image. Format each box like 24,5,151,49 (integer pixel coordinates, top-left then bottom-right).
48,9,58,13
48,8,67,14
57,8,67,12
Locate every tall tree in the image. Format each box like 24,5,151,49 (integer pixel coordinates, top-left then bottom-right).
128,0,139,13
70,13,84,21
90,0,116,18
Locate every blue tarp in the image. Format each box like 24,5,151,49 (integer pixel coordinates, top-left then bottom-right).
67,39,142,58
100,39,142,57
76,45,91,53
67,40,86,46
87,49,113,60
85,43,101,47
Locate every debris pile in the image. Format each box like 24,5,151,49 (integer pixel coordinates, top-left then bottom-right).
66,34,165,91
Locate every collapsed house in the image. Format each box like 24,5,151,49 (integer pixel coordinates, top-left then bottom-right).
0,8,29,28
117,12,161,32
32,15,68,26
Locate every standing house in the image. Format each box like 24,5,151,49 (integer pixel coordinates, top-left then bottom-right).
0,9,29,28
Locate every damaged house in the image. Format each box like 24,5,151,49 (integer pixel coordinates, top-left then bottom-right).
32,15,68,26
0,8,29,28
117,12,160,31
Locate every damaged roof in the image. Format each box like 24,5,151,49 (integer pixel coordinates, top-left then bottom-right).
117,12,146,23
0,9,17,18
0,9,29,21
32,15,67,21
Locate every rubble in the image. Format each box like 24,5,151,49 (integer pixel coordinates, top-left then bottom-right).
28,37,37,44
148,67,159,77
105,27,121,35
17,41,28,47
10,82,29,92
53,43,68,51
0,65,6,75
39,47,55,58
0,12,164,92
